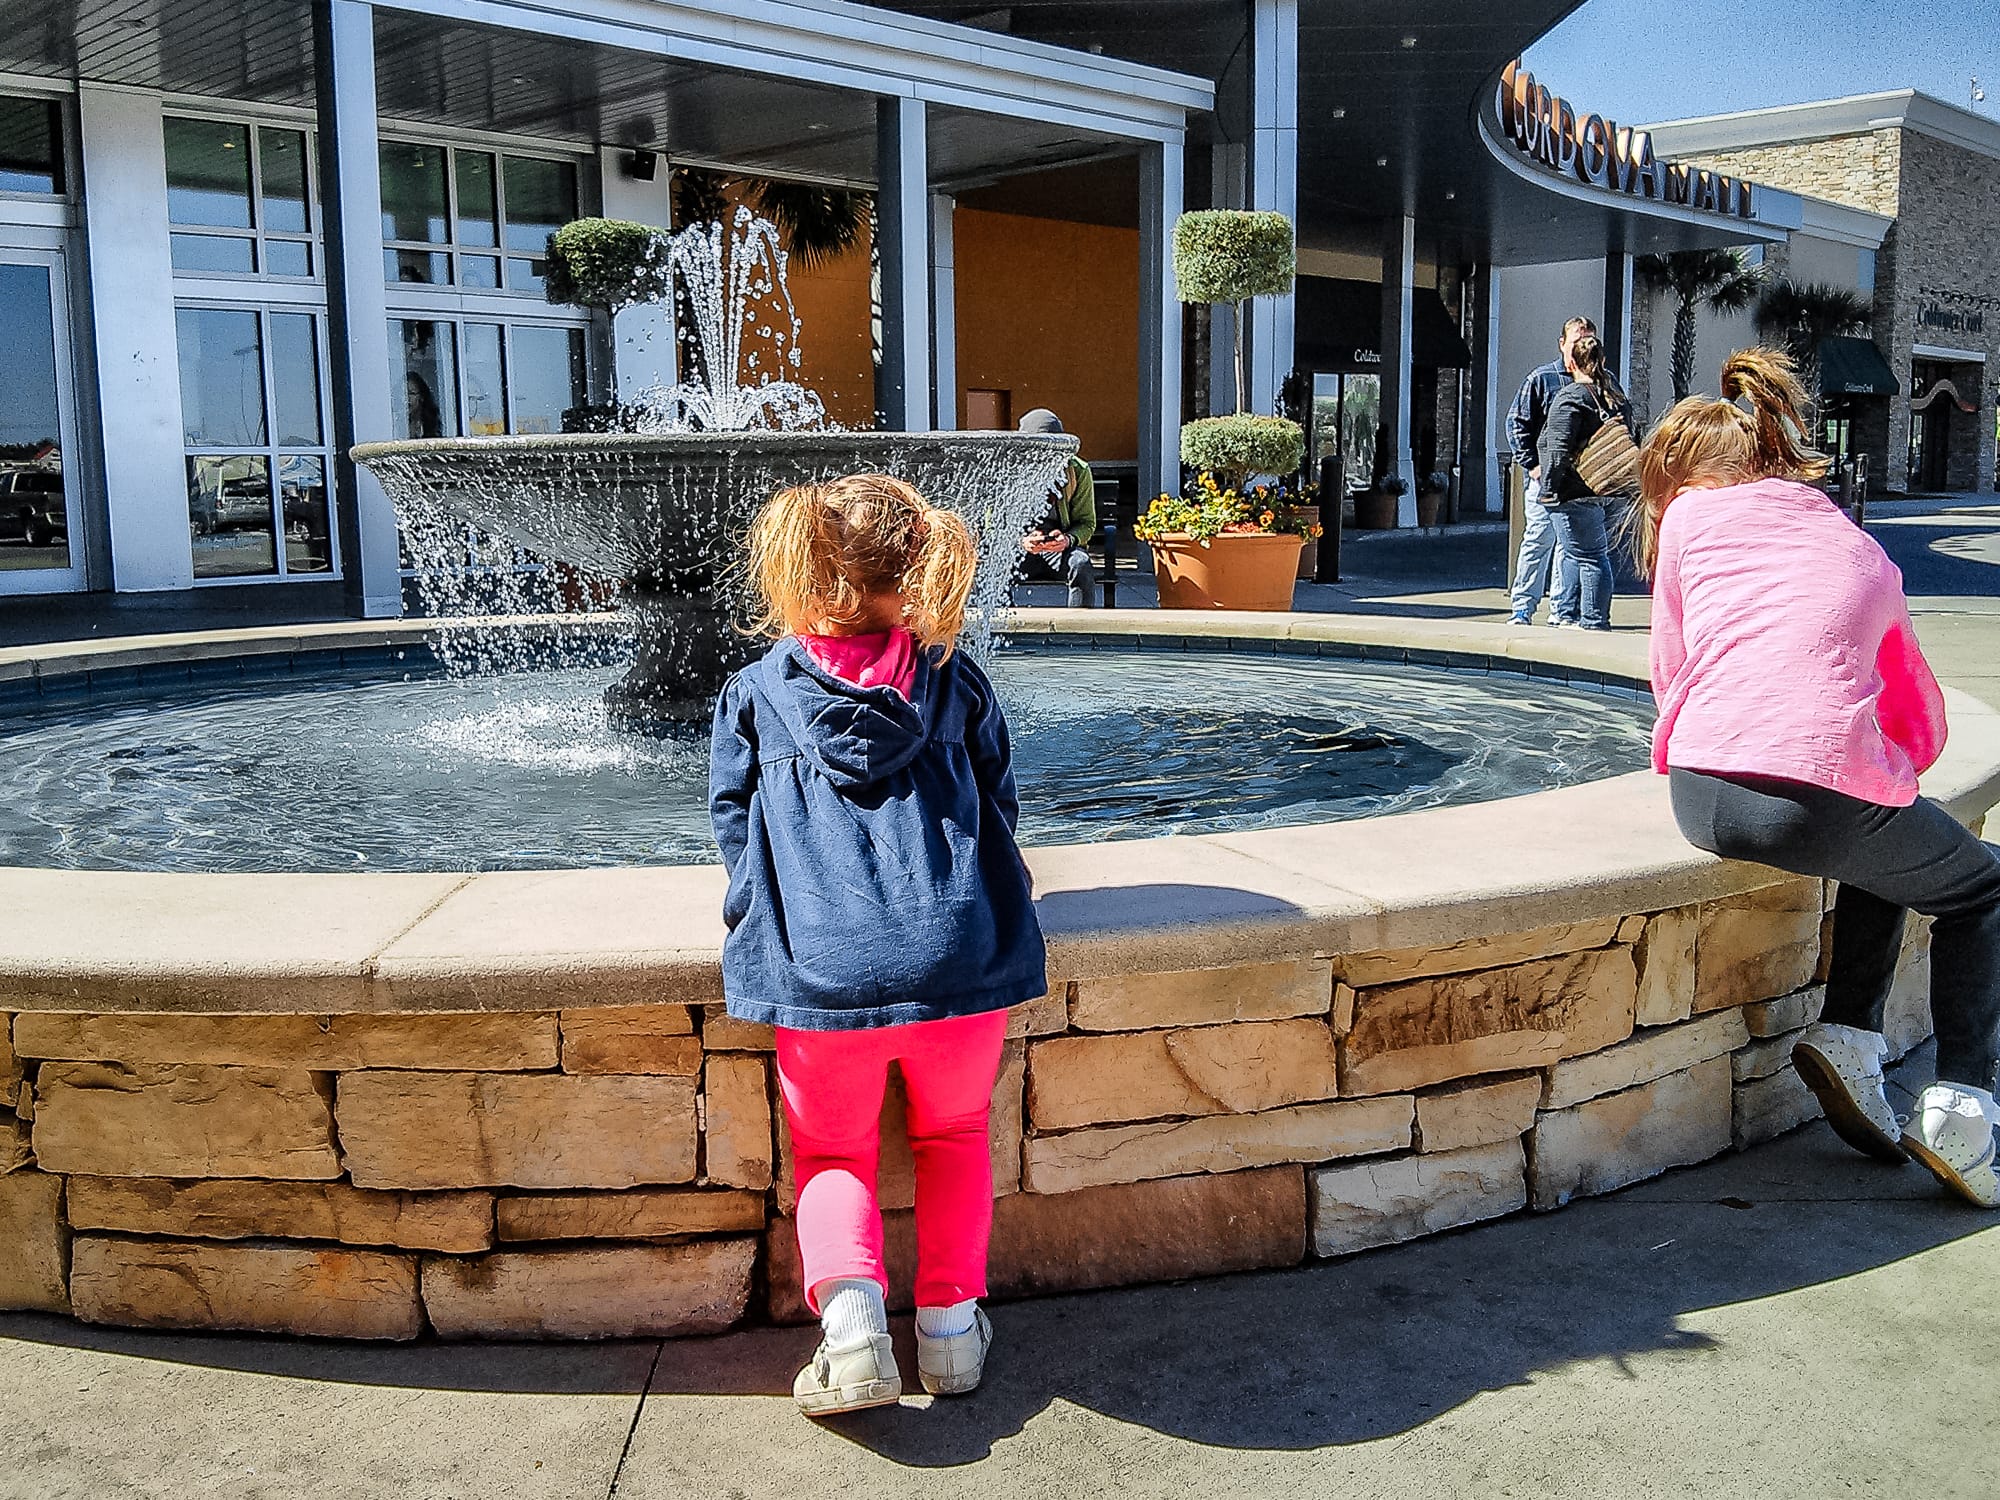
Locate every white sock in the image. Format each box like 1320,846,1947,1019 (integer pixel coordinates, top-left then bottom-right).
1813,1021,1888,1062
916,1298,977,1339
816,1279,887,1349
1928,1081,2000,1128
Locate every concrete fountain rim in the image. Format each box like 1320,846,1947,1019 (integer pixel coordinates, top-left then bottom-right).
2,607,1997,1017
351,429,1081,464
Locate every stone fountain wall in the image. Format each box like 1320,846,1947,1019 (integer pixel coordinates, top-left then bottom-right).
0,877,1936,1340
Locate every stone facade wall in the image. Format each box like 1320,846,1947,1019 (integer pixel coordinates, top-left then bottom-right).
1681,131,1904,218
0,877,1938,1341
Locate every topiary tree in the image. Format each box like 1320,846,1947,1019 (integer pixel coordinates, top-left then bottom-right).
1179,412,1305,494
1174,209,1296,415
543,217,671,314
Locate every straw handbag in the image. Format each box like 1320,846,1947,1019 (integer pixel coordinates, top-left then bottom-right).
1574,396,1640,499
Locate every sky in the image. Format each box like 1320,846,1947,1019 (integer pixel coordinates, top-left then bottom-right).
1524,0,1995,126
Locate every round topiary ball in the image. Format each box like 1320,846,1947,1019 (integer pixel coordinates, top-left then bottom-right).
1173,210,1296,306
544,217,672,312
1179,414,1305,478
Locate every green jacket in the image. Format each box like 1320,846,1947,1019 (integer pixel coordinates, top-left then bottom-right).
1050,457,1097,550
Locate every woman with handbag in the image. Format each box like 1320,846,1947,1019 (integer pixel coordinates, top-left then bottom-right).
1536,333,1637,631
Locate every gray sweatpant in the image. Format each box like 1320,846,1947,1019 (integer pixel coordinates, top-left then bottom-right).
1669,768,2000,1091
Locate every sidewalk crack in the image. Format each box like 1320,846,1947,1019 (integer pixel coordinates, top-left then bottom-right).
606,1340,666,1499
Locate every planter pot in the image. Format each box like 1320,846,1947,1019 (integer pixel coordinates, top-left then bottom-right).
1149,532,1306,611
1416,488,1445,528
1292,505,1320,579
1354,488,1401,530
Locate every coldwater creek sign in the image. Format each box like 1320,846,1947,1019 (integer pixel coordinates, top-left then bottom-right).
1497,60,1758,221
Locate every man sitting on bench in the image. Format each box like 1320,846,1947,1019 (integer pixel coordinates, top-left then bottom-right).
1014,408,1097,608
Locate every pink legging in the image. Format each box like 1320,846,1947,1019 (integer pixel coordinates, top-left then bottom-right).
775,1010,1007,1313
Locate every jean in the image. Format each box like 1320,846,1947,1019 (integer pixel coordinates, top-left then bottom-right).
1670,769,2000,1090
776,1010,1008,1311
1015,544,1096,608
1508,480,1578,623
1547,500,1614,629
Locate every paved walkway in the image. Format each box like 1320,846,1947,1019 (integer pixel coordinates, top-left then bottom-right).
4,496,1998,1498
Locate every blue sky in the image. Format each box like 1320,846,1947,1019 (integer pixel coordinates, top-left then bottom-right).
1525,0,1994,125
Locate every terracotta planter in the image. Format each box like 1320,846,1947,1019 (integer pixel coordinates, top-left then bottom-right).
1353,488,1401,530
1416,488,1445,528
1149,532,1306,611
1292,504,1320,579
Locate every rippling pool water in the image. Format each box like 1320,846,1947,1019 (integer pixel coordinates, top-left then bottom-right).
0,650,1652,872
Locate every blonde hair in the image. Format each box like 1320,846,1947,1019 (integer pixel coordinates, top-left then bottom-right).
1630,346,1830,577
745,473,978,656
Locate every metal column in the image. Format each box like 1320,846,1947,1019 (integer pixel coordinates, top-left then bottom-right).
1380,213,1418,523
1602,251,1635,393
1139,137,1185,509
930,192,957,429
875,96,930,431
1244,0,1297,415
314,0,401,617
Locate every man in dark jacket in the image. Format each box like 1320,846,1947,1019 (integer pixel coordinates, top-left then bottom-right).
1012,408,1097,608
1505,315,1594,625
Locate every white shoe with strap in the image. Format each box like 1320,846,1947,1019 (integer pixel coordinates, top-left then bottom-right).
917,1307,993,1396
1791,1023,1905,1163
1902,1083,2000,1208
793,1334,902,1417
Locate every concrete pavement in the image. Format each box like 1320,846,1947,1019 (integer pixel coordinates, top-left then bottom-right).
4,495,1997,1499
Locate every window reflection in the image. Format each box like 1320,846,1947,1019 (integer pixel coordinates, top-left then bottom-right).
508,325,587,434
171,233,256,275
456,152,498,247
0,97,64,195
187,454,276,577
279,455,332,573
0,266,68,573
503,155,575,293
175,307,266,448
270,313,323,447
165,118,253,228
391,319,459,439
380,142,450,245
259,129,310,234
463,323,506,435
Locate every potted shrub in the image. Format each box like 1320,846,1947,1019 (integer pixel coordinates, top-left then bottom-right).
1353,473,1407,531
1164,210,1311,608
1416,470,1450,528
1136,467,1321,613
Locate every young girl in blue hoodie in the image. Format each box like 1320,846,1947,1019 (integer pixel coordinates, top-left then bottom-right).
710,473,1047,1417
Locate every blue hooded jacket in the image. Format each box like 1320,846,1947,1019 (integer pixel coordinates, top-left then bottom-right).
708,636,1048,1030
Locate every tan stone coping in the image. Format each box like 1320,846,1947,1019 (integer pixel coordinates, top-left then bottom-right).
3,610,1996,1017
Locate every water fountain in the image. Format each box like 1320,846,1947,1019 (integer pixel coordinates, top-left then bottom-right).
356,207,1076,725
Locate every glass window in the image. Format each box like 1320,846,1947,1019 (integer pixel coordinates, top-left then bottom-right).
0,263,70,571
270,313,323,447
187,454,276,577
456,151,498,248
460,255,501,290
503,155,575,293
391,319,460,439
0,97,64,195
265,241,312,278
171,234,257,275
175,308,267,448
508,325,586,434
259,128,310,234
278,454,332,573
380,142,449,245
166,118,254,229
463,323,507,436
387,248,450,286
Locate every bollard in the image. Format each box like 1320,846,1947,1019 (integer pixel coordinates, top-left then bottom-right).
1316,455,1342,583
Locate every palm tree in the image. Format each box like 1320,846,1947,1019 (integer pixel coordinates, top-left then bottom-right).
1636,248,1766,403
1754,279,1873,400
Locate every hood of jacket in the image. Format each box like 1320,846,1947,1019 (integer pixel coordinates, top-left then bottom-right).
758,637,937,788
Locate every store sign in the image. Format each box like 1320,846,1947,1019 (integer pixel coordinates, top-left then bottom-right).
1916,293,1988,337
1497,60,1757,221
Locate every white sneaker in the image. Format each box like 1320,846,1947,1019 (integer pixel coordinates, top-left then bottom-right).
793,1333,902,1416
917,1306,993,1396
1902,1084,2000,1208
1791,1023,1906,1163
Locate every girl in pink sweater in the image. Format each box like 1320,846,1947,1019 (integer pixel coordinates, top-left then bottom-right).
1639,348,1999,1208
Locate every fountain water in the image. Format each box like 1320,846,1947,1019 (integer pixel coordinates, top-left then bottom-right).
357,208,1074,725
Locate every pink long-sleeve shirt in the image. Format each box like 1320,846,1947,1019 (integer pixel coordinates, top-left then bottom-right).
1649,477,1946,807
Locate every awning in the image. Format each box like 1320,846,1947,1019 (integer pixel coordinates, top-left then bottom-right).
1818,336,1900,398
1293,277,1473,375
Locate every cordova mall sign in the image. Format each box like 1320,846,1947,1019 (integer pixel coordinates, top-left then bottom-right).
1497,60,1760,221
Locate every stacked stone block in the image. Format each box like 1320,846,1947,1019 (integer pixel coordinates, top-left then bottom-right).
0,876,1941,1341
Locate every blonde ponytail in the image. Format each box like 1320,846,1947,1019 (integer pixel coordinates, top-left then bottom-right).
1631,344,1830,579
900,505,977,657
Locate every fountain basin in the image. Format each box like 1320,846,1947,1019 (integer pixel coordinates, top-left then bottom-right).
1,612,1993,1340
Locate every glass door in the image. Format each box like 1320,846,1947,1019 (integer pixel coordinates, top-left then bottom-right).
0,253,83,593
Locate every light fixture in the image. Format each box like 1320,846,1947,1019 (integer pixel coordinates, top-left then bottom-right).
1329,107,1346,119
806,122,827,131
1445,189,1456,200
1400,34,1417,48
1376,155,1389,167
